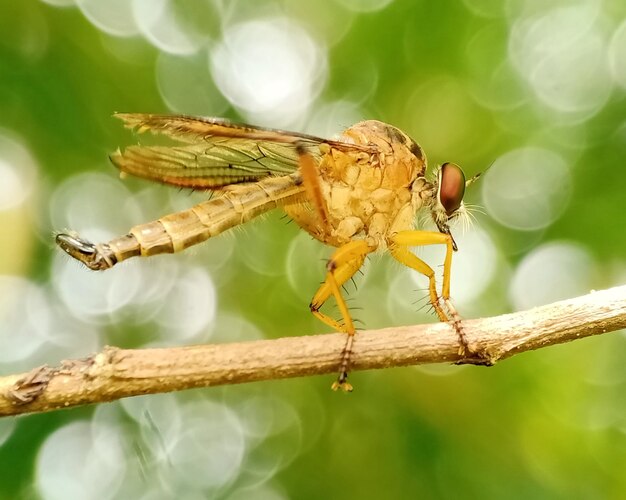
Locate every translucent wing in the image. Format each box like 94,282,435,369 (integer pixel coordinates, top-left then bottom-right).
110,113,371,190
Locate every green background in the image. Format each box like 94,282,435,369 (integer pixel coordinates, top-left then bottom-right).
1,0,626,498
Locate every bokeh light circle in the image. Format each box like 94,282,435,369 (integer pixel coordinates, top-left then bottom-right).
52,250,142,321
0,132,37,211
462,0,505,18
609,18,626,89
335,0,394,13
286,232,331,302
36,420,127,500
386,263,434,326
446,226,498,305
39,0,74,6
509,241,595,310
49,172,142,238
210,314,266,344
407,226,497,307
0,418,16,448
306,100,367,138
0,160,32,211
465,24,527,111
121,392,181,427
76,0,139,37
118,255,181,315
132,0,207,55
228,486,287,500
156,52,228,116
283,0,355,47
237,396,300,443
0,276,51,364
156,400,246,491
37,309,101,365
236,214,299,277
508,4,613,120
209,17,327,126
235,396,304,487
482,147,571,231
152,265,216,342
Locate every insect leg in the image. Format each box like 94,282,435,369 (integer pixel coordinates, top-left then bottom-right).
295,143,330,233
310,240,371,392
441,297,469,356
388,230,470,355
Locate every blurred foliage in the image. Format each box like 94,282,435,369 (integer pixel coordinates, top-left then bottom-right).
1,0,626,498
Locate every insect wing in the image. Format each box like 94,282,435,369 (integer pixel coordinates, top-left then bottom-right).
110,113,332,190
114,113,336,144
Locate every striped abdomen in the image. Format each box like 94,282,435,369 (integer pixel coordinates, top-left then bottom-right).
56,173,304,271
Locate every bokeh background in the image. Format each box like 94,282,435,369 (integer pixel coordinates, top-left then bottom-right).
1,0,626,498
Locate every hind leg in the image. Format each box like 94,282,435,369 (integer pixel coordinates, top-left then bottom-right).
309,240,371,391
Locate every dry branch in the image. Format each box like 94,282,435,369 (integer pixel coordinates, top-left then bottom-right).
2,285,626,417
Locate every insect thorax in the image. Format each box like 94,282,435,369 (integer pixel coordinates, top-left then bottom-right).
284,120,429,250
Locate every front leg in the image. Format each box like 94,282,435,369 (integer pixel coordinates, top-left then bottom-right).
388,230,470,356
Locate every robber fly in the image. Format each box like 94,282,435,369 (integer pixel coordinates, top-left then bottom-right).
56,113,479,391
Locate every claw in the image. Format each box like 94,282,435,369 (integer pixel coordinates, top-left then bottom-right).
56,233,97,256
55,233,116,271
331,376,354,392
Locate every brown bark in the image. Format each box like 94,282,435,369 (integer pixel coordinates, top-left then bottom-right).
1,285,625,417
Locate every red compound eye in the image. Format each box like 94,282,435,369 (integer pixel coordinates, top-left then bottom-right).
438,162,466,216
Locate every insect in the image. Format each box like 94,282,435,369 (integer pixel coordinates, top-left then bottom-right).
56,113,479,391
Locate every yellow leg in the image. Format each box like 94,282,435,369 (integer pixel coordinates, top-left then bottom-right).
388,230,469,355
296,144,330,233
310,240,371,392
389,231,453,319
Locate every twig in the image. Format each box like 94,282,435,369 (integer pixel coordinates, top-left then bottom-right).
1,285,626,417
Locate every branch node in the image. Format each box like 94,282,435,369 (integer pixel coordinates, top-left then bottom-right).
7,365,54,405
454,336,500,366
455,354,497,367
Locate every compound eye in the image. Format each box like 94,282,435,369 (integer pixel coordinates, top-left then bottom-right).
438,162,466,216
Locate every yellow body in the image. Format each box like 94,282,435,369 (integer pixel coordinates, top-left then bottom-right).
56,113,467,391
284,120,430,250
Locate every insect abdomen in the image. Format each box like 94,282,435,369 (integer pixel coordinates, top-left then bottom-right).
108,173,303,264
